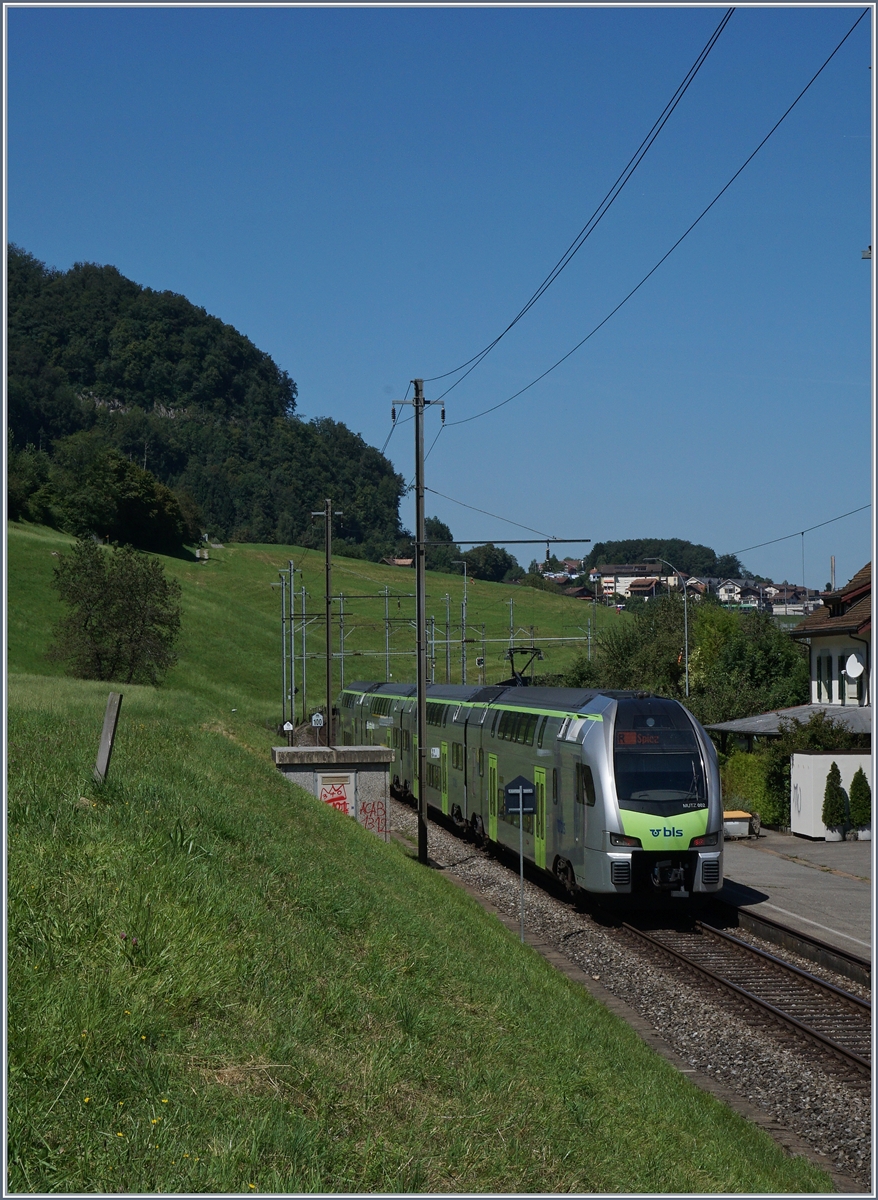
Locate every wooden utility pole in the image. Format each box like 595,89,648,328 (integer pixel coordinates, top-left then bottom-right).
392,379,442,865
413,381,429,864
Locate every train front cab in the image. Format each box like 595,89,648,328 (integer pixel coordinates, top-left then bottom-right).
577,695,723,899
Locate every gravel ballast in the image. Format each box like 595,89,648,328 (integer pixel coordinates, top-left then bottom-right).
390,800,871,1189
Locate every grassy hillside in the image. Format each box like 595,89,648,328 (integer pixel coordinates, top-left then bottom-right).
6,521,832,1192
8,520,615,735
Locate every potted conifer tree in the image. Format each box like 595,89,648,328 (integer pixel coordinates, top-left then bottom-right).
848,766,871,841
821,761,846,841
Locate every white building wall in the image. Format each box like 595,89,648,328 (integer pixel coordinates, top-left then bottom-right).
791,752,872,838
809,636,871,705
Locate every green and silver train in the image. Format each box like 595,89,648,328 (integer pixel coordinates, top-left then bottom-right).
337,681,723,898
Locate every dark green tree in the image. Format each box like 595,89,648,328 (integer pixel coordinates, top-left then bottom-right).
7,431,51,522
461,543,521,583
822,761,846,830
584,538,749,579
49,539,182,684
424,517,460,572
848,766,871,830
39,431,187,554
563,593,808,724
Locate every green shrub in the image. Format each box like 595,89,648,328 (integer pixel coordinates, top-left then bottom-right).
849,766,871,829
822,761,846,829
720,751,784,824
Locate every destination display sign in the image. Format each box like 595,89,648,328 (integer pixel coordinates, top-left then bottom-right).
615,729,695,749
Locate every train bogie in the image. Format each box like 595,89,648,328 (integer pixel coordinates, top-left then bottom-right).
337,682,724,898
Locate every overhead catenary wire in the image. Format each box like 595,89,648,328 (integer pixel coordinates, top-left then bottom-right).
731,504,871,557
425,486,556,539
444,7,869,431
424,7,736,397
379,380,412,455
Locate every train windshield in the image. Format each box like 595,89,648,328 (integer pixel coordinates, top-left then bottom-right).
612,698,706,815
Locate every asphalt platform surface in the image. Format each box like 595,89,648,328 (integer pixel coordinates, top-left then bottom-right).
719,828,873,955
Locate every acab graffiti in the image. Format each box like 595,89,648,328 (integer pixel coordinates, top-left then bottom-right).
358,799,387,835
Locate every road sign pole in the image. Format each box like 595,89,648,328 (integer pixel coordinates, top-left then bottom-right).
519,791,524,942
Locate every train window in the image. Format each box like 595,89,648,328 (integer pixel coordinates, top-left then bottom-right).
537,716,547,748
426,763,442,789
452,742,464,770
490,709,500,736
575,763,597,806
497,710,539,745
552,769,558,804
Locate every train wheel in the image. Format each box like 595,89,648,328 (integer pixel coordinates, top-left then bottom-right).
470,813,486,846
554,857,577,897
451,803,466,829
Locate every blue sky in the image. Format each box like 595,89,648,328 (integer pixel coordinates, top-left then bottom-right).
6,5,874,588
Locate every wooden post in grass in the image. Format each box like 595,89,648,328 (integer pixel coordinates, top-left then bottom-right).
94,692,123,783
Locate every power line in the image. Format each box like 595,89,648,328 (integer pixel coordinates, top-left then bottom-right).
731,504,871,557
446,7,869,430
376,381,412,456
424,8,735,397
424,486,556,539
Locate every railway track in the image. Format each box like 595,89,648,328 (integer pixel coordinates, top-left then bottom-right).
623,919,871,1077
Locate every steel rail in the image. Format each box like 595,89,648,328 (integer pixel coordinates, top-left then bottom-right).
720,904,871,988
622,922,870,1076
697,922,871,1014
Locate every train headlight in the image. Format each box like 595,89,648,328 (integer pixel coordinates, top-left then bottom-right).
609,833,641,848
690,833,718,847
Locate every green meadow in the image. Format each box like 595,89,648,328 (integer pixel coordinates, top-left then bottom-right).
6,521,832,1192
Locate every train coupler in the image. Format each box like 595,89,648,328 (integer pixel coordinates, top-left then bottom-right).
651,859,688,897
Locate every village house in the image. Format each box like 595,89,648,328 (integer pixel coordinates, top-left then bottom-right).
627,577,662,599
589,564,674,599
707,563,871,752
792,563,871,708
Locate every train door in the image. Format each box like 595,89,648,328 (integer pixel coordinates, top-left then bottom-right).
534,767,547,870
488,753,498,841
441,741,449,815
572,761,592,864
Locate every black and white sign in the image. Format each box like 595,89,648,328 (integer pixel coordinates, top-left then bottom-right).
504,775,535,814
311,712,325,728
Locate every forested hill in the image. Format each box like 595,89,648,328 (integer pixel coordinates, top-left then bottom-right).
584,539,750,580
7,245,406,555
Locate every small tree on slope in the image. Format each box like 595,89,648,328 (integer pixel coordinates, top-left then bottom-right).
49,539,182,685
